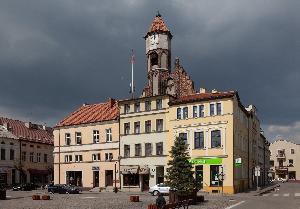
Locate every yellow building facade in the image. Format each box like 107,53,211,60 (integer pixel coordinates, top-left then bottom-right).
53,99,120,189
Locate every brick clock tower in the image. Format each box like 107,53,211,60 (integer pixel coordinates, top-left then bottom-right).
142,13,195,98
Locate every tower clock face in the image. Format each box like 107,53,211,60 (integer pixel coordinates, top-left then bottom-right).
150,34,159,48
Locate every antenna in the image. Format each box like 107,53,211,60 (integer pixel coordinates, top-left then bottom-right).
130,49,135,99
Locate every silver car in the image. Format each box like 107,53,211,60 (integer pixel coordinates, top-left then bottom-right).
149,183,170,196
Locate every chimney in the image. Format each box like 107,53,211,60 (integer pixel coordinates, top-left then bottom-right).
83,103,89,107
211,89,218,93
25,122,31,128
108,98,115,107
199,88,207,93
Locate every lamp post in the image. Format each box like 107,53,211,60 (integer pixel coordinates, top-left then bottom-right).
114,161,118,193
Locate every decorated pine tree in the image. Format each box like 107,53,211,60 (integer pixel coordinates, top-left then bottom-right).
165,136,195,195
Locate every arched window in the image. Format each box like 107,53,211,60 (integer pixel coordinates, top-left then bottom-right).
150,52,158,66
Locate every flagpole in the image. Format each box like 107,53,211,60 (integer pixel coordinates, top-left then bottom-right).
131,49,135,99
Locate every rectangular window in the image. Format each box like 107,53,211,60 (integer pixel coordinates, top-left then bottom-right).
10,149,14,160
65,133,71,145
270,160,274,167
291,149,295,154
179,133,188,144
75,155,83,162
30,152,34,162
93,130,100,143
156,142,163,155
124,145,130,157
210,104,215,116
37,153,41,162
22,152,26,161
92,153,100,161
106,128,112,142
134,102,140,112
183,107,188,119
193,106,198,118
145,143,152,156
156,99,162,110
1,149,5,160
145,120,151,133
124,104,130,114
199,105,204,117
216,103,222,115
134,122,140,134
145,100,151,111
289,159,294,166
124,123,130,135
177,108,182,119
135,144,142,156
65,155,72,162
194,132,204,149
75,132,82,145
123,174,139,186
210,165,223,186
156,119,163,132
44,154,48,163
105,153,113,161
211,130,221,148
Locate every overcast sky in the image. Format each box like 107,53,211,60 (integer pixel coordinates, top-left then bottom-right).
0,0,299,142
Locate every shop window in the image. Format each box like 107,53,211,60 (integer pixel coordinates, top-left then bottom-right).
123,174,139,186
210,165,222,186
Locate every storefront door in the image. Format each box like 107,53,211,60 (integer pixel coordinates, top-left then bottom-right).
93,171,99,187
105,170,113,186
142,174,149,191
195,165,203,189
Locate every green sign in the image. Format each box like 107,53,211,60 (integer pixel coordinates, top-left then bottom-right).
234,158,242,167
189,158,223,165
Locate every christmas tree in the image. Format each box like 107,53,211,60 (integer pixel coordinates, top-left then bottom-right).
165,136,195,195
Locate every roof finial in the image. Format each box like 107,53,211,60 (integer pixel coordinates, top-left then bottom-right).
156,10,161,17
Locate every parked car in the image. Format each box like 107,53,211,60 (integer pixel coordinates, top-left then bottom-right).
277,178,288,183
149,183,170,196
48,184,80,194
12,183,39,191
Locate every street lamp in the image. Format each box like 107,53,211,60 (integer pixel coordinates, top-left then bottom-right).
114,161,118,193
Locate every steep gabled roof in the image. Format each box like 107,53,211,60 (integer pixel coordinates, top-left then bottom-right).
145,12,172,38
0,117,53,145
56,98,119,127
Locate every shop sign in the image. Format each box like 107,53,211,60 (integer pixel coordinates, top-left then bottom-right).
235,158,242,167
92,166,100,171
189,158,223,165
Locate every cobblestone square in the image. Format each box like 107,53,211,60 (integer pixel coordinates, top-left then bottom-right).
1,190,236,209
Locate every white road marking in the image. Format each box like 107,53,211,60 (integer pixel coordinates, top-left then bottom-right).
295,193,300,197
262,193,270,197
283,193,290,197
80,196,98,199
273,194,279,197
224,201,245,209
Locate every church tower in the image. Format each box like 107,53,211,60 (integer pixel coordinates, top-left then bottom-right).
143,12,172,96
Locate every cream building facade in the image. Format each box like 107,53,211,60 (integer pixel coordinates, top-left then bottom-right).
269,139,300,181
119,95,171,191
0,117,53,186
53,99,120,189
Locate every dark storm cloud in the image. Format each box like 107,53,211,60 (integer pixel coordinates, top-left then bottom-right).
0,0,299,141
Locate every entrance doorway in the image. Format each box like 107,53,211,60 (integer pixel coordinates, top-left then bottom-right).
93,171,99,187
142,174,149,191
105,170,113,186
195,165,203,190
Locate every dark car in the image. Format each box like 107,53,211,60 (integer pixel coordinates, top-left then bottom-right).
12,183,39,191
48,184,80,194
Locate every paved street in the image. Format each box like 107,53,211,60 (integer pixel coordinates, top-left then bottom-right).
231,182,300,209
2,190,234,209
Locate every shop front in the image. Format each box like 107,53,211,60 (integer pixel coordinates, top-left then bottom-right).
66,171,82,186
120,165,151,191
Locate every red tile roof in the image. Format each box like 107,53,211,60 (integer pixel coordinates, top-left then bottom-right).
145,13,172,38
0,117,53,145
56,98,119,127
169,91,236,105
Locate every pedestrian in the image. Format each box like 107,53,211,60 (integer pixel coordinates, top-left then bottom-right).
156,192,166,209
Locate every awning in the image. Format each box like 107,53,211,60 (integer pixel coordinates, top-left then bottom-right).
120,166,139,174
28,169,49,175
139,166,150,174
